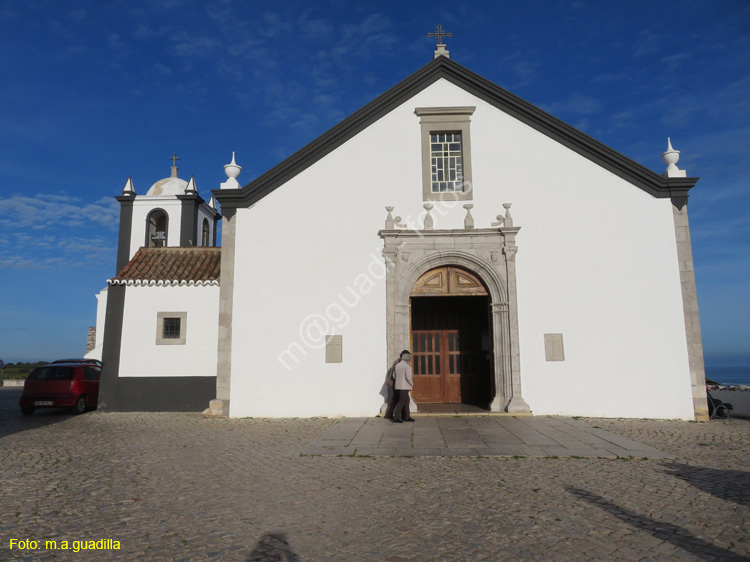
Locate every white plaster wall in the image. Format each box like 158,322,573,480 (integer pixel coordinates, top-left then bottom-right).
128,198,184,260
84,287,109,361
228,78,694,419
119,284,219,377
94,287,107,349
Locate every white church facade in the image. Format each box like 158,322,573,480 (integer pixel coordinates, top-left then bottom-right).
91,46,708,420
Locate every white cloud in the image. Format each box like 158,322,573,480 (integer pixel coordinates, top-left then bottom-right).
0,194,119,231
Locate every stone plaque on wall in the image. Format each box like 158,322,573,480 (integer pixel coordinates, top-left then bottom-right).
544,333,565,361
326,335,343,363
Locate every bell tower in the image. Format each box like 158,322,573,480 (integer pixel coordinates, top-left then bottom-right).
114,155,221,274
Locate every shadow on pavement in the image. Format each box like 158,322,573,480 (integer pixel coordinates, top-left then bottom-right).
566,487,748,561
247,532,301,562
0,388,75,440
662,463,750,507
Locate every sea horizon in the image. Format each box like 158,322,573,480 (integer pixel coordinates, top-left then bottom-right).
705,367,750,386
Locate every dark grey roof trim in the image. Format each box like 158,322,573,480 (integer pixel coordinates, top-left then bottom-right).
214,57,698,210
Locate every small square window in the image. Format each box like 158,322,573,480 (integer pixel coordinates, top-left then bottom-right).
156,312,187,345
163,317,181,339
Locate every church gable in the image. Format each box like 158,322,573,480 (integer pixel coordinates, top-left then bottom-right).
215,56,697,211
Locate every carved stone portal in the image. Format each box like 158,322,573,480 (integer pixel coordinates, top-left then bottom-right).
379,223,530,413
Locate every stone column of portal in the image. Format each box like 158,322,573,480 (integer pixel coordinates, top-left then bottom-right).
490,302,510,412
499,205,530,414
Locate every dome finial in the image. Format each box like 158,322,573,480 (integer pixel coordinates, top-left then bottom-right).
170,153,180,178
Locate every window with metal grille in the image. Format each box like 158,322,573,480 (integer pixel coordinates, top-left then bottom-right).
162,317,181,339
415,107,474,201
430,132,463,192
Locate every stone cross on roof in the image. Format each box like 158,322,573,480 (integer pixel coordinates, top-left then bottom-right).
428,25,452,59
170,153,180,178
428,24,452,45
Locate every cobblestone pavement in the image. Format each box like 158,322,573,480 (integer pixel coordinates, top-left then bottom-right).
1,387,748,561
302,416,672,458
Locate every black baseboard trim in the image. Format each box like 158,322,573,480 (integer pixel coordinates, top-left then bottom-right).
114,377,216,412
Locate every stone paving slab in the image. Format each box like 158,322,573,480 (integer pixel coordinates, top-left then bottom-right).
301,416,674,458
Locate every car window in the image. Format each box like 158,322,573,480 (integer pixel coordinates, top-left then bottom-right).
84,367,98,381
29,367,74,380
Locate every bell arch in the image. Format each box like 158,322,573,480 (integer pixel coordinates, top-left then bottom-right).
381,229,529,414
146,208,169,248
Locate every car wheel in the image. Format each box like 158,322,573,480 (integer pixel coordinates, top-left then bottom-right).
71,396,86,415
21,407,35,416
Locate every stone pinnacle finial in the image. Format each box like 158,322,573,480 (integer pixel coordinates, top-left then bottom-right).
185,175,198,195
661,137,686,178
122,176,135,196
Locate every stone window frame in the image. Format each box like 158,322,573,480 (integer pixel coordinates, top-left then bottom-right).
156,311,187,345
415,106,475,202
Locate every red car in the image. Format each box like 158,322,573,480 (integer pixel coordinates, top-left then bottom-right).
19,363,101,415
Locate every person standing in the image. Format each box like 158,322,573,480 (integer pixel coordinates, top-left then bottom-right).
383,357,400,419
392,350,415,423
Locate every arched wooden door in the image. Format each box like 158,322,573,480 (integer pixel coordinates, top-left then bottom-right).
410,267,491,405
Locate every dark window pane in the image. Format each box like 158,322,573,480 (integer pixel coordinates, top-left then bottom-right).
30,367,73,380
163,317,181,339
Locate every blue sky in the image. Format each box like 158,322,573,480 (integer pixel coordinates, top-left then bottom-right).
0,0,748,366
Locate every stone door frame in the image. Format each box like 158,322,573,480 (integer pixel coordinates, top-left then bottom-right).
380,227,530,413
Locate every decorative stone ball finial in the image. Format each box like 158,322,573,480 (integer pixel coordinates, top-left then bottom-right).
385,206,395,230
224,151,242,179
220,152,242,190
503,203,513,228
423,203,434,230
463,204,474,230
661,137,686,178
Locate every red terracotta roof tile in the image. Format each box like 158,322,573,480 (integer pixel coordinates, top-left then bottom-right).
111,247,221,285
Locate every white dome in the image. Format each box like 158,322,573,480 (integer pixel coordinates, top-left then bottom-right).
146,176,189,196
